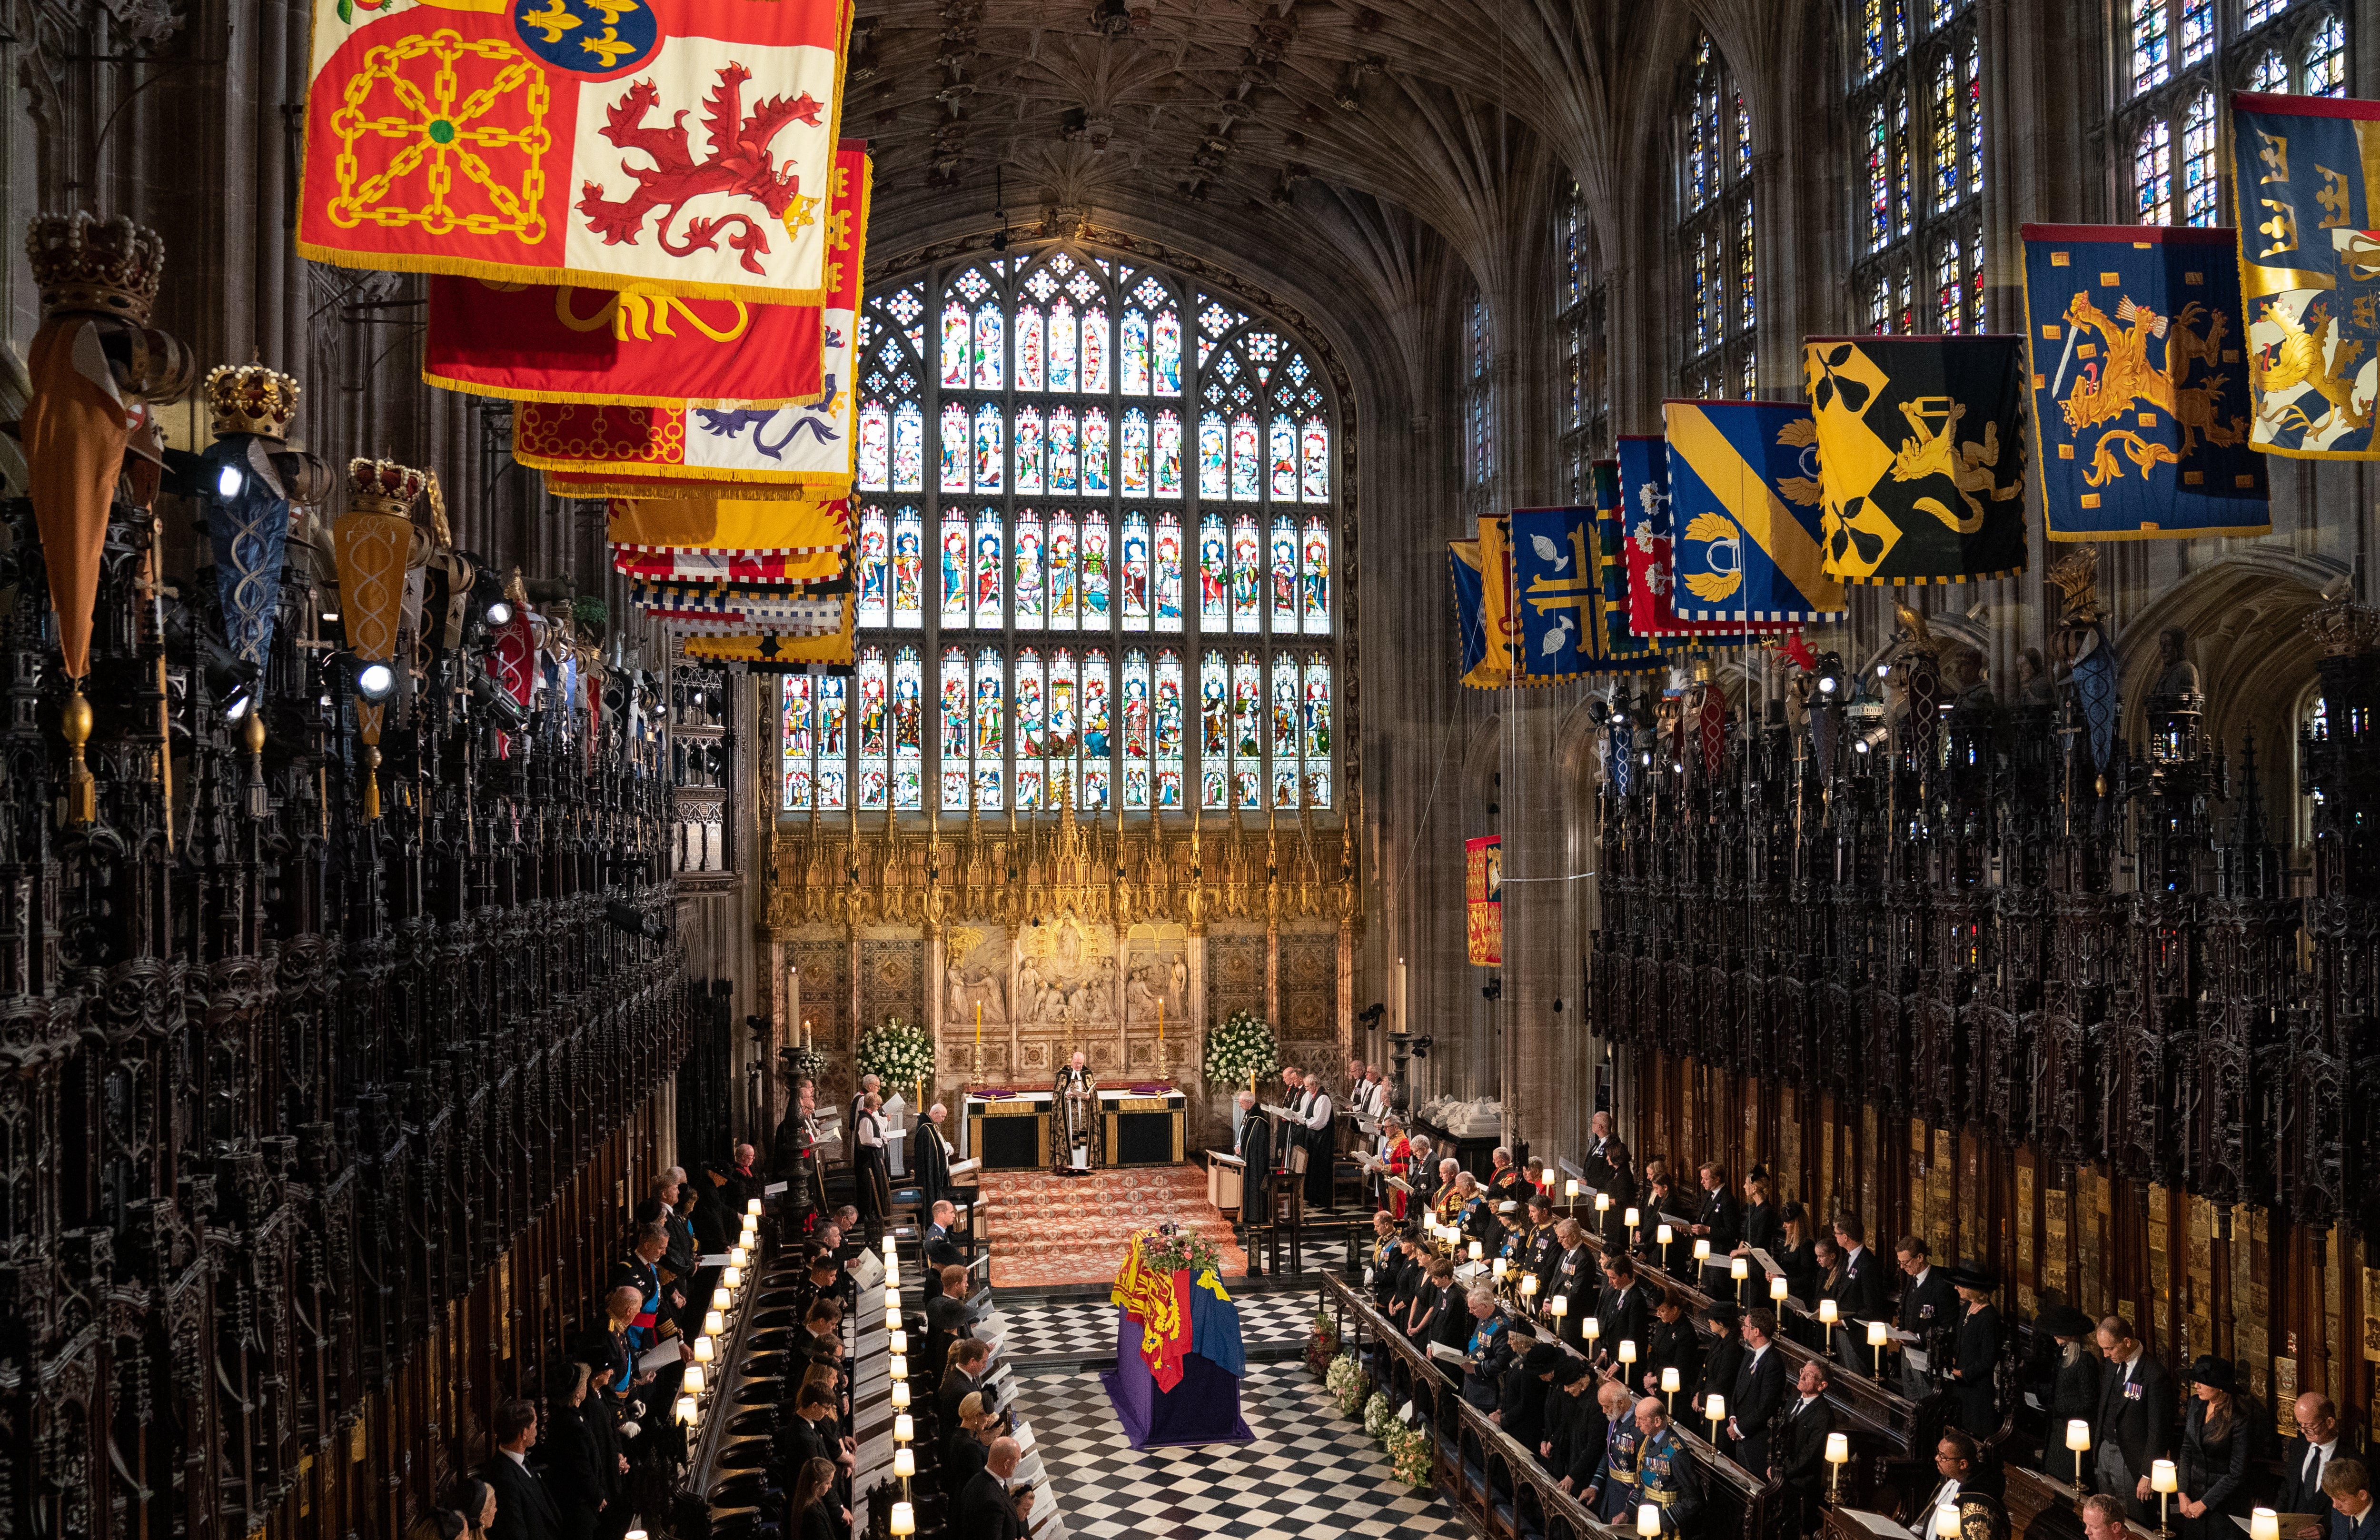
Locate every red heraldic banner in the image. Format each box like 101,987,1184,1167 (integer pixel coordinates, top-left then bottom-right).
513,140,868,495
300,0,849,303
1466,835,1502,967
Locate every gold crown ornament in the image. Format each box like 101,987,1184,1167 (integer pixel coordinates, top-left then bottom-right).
26,210,166,324
346,457,427,517
204,363,301,439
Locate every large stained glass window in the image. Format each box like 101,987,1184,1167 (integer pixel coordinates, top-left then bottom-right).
814,247,1341,815
1678,32,1757,394
1848,0,1984,337
2120,1,2349,233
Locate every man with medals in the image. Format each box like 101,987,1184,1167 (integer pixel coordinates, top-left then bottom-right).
1053,1050,1098,1172
1635,1395,1706,1534
1524,1195,1566,1295
1585,1379,1645,1524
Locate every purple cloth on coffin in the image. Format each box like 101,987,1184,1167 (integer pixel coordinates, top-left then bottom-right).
1101,1310,1253,1449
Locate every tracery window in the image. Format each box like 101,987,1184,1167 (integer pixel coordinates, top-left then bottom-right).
2121,1,2349,232
1555,180,1611,500
1679,32,1757,394
1463,289,1494,513
1849,0,1984,336
814,247,1339,817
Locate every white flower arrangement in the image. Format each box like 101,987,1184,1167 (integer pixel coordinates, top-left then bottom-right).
1204,1008,1279,1084
855,1016,935,1089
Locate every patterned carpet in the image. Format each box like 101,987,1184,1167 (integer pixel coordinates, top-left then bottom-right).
982,1166,1248,1288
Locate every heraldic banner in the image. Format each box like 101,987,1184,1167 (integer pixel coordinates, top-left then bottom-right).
300,0,851,303
2020,224,2269,540
1588,463,1661,663
423,138,870,408
1803,334,2030,583
1509,505,1657,681
1449,537,1501,689
2228,91,2380,460
1618,434,1765,641
1661,401,1846,625
1466,835,1502,967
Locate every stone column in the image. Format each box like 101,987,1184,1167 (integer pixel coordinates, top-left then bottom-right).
1498,698,1568,1157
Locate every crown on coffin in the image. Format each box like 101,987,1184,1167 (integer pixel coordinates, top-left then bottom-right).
26,211,167,324
347,457,427,518
204,364,302,438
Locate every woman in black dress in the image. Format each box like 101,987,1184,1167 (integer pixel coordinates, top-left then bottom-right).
792,1456,844,1540
1642,1289,1704,1404
1736,1172,1780,1257
1696,1302,1745,1430
2034,1304,2103,1473
2175,1357,2254,1540
1768,1202,1821,1304
1944,1270,2003,1436
540,1363,607,1540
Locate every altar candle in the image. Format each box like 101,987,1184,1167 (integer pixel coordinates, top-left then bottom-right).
1158,999,1165,1052
975,1003,982,1051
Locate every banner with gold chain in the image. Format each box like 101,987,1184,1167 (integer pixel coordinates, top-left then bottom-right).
300,0,851,303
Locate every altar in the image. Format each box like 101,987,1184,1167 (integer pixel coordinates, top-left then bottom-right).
963,1090,1054,1170
1099,1086,1187,1166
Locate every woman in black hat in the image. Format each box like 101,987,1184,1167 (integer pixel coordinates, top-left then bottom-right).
1945,1270,2002,1435
2033,1303,2104,1472
2176,1355,2254,1540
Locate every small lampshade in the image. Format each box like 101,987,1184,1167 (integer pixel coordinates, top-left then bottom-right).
893,1447,915,1479
721,1266,743,1290
1732,1258,1749,1281
1867,1320,1889,1346
2251,1511,2279,1540
682,1362,706,1395
729,1245,748,1269
1935,1504,1960,1537
674,1394,697,1426
891,1500,916,1538
1818,1300,1839,1324
2153,1461,2180,1494
2065,1419,2092,1452
889,1353,908,1381
1771,1275,1789,1301
893,1413,914,1444
1639,1503,1664,1538
748,1198,763,1215
1661,1367,1681,1393
627,1531,647,1540
884,1234,899,1256
704,1310,725,1336
884,1286,902,1312
883,1256,901,1284
693,1335,714,1364
1469,1241,1484,1262
1597,1193,1612,1212
1693,1239,1711,1262
1825,1432,1850,1464
1706,1393,1726,1421
1566,1179,1581,1199
1656,1224,1674,1246
1493,1258,1508,1279
712,1289,731,1314
1625,1208,1641,1228
891,1380,911,1409
1550,1295,1568,1318
1584,1316,1600,1340
889,1328,909,1354
1618,1339,1638,1363
1522,1274,1540,1296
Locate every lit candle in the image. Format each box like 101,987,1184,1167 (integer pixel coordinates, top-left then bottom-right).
2251,1512,2280,1540
683,1362,706,1395
975,1002,983,1051
892,1500,916,1538
1639,1503,1663,1538
693,1336,714,1364
1770,1275,1789,1302
1818,1300,1839,1325
704,1310,725,1337
893,1413,914,1444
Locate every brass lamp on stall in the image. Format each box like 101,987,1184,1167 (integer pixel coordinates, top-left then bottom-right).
2063,1420,2092,1495
332,459,426,820
1824,1431,1850,1503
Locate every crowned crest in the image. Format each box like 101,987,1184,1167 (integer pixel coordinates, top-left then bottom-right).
27,211,167,324
2045,546,2103,625
205,364,301,439
2303,595,2380,659
346,457,426,518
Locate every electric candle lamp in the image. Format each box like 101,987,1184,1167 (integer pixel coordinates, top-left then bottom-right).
1584,1316,1600,1343
1566,1179,1582,1200
729,1245,748,1269
712,1289,731,1314
1493,1258,1509,1280
748,1198,763,1216
1935,1504,1960,1538
628,1532,647,1540
893,1413,914,1444
2158,1461,2183,1536
1731,1258,1749,1281
2152,1463,2179,1495
891,1501,916,1538
704,1310,725,1337
1693,1238,1711,1263
674,1394,697,1426
1618,1339,1637,1365
884,1285,902,1312
1522,1274,1540,1298
1771,1275,1789,1302
1818,1300,1839,1325
693,1336,714,1364
1597,1193,1612,1214
1551,1295,1569,1320
2250,1511,2278,1540
1469,1241,1484,1262
2065,1419,2092,1492
1656,1223,1674,1246
722,1265,743,1290
889,1353,908,1381
1866,1318,1889,1377
891,1381,911,1410
889,1328,909,1355
1625,1207,1640,1229
884,1234,899,1257
1705,1394,1726,1433
1825,1431,1850,1503
1661,1366,1680,1412
682,1362,705,1395
1639,1504,1664,1538
894,1448,915,1480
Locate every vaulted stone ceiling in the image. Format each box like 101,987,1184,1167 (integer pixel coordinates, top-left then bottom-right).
848,0,1698,351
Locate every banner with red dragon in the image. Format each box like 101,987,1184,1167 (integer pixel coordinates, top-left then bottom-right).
300,0,850,304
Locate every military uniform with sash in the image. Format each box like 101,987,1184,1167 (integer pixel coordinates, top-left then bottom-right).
1593,1414,1642,1525
1638,1423,1705,1535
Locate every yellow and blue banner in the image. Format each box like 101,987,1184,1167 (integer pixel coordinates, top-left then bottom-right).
1804,334,2031,581
2228,91,2380,460
1509,504,1658,680
2020,224,2268,539
1661,400,1846,624
1448,537,1503,689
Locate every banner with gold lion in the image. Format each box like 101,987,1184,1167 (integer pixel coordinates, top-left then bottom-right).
1804,334,2030,582
300,0,849,303
2020,224,2268,540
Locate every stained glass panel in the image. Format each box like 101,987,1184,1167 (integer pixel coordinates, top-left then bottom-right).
940,646,970,811
2135,119,2172,224
1155,511,1185,632
1122,648,1152,809
2182,90,2218,226
1015,648,1044,810
1230,515,1262,634
1122,309,1151,395
1048,513,1078,630
1046,648,1077,804
1230,414,1260,500
1014,406,1045,494
939,402,967,492
972,401,1003,492
2179,0,2212,65
1269,516,1299,632
1154,310,1183,395
1084,308,1111,392
892,507,924,628
1121,409,1152,495
940,513,970,626
1155,649,1184,808
1014,508,1044,631
1231,653,1262,808
1933,51,1959,212
2130,0,2169,96
1081,511,1112,623
2252,48,2286,91
973,647,1004,808
1197,513,1228,628
2307,15,2345,96
857,645,889,809
1050,300,1078,393
973,507,1004,629
1083,408,1112,494
972,304,1004,390
893,402,924,492
892,645,923,810
2244,0,2286,24
817,677,847,809
1122,512,1151,630
1268,416,1297,501
1303,656,1332,806
1198,414,1228,497
781,675,814,810
1081,648,1111,808
856,506,890,628
1156,410,1184,497
1198,652,1228,809
940,302,968,387
1300,517,1331,634
1015,306,1044,393
859,401,890,491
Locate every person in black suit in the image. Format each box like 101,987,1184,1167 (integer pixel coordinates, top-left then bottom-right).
1581,1112,1621,1193
1775,1358,1836,1535
1893,1236,1958,1401
536,1364,611,1540
1697,1302,1745,1429
912,1103,956,1215
2174,1356,2256,1540
774,1384,843,1482
2091,1315,2176,1524
958,1437,1028,1540
925,1201,967,1272
2281,1393,2365,1529
1642,1290,1704,1402
1726,1307,1789,1475
1737,1172,1780,1257
1499,1341,1562,1453
1545,1219,1596,1349
939,1339,993,1430
1828,1216,1888,1375
1769,1202,1821,1312
1945,1271,2003,1437
1233,1093,1273,1273
482,1399,563,1540
1547,1358,1610,1492
1596,1252,1653,1369
1690,1162,1742,1292
2322,1461,2377,1540
792,1456,843,1540
2035,1304,2105,1474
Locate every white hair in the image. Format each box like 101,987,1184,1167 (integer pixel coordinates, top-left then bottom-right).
1492,1146,1511,1162
1439,1157,1460,1175
1468,1286,1498,1311
860,1074,881,1088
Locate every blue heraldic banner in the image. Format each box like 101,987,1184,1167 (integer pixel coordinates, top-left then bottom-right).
1448,538,1497,689
1803,334,2031,582
1661,400,1846,625
2021,223,2270,538
1509,505,1657,682
2229,91,2380,460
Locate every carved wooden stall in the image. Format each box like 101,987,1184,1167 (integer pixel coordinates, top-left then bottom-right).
1591,558,2380,1438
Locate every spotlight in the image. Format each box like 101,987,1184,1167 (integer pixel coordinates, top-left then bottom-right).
1853,738,1871,755
1817,675,1838,695
215,463,245,498
355,661,397,701
1876,663,1892,677
223,690,251,723
486,598,514,628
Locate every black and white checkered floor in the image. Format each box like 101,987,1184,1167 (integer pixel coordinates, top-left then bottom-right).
997,1289,1325,1362
1012,1359,1474,1540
